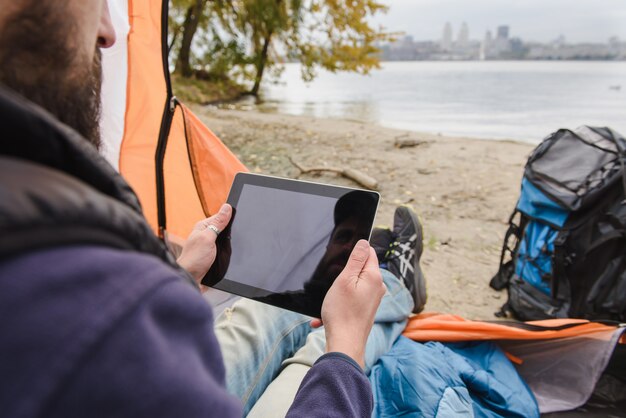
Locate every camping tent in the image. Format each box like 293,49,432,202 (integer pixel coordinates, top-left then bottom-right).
101,0,247,242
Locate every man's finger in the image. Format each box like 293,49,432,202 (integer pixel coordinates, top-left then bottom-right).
310,318,323,328
203,204,232,234
341,240,370,277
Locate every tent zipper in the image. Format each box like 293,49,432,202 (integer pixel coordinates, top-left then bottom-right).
155,0,175,240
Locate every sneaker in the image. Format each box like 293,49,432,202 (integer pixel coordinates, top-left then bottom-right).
387,206,427,313
370,227,393,262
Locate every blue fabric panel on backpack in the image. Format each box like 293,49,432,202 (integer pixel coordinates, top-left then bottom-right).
515,221,558,295
517,178,569,228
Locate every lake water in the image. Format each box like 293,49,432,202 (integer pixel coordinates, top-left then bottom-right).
257,61,626,142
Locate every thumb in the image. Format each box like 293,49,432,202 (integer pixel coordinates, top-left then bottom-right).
341,240,370,278
203,204,232,233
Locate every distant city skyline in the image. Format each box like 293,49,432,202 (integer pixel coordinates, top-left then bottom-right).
372,0,626,44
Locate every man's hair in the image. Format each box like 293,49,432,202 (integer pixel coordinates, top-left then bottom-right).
333,191,377,227
0,1,102,149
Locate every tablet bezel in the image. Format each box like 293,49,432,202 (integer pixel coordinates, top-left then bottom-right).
203,172,380,317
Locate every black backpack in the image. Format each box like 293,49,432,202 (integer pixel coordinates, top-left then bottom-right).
490,126,626,321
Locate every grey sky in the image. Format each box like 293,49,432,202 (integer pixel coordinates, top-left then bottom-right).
372,0,626,43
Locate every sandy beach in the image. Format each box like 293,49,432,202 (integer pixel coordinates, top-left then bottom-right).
194,105,535,319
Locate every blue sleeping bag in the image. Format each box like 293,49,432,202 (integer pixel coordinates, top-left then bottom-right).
369,336,539,418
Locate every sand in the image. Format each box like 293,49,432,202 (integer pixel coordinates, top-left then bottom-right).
193,105,535,319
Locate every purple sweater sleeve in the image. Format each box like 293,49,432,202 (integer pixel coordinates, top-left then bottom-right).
286,352,374,418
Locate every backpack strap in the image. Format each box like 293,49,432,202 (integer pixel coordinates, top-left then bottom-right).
606,127,626,202
552,231,570,300
585,230,626,255
490,209,525,291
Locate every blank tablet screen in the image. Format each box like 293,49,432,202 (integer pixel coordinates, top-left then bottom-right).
202,173,379,318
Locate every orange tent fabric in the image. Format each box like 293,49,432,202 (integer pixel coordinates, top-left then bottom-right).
403,312,624,343
118,0,246,240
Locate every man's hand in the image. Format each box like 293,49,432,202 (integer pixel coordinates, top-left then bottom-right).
177,204,232,289
316,240,386,369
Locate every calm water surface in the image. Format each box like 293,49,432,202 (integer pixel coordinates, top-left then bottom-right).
257,61,626,142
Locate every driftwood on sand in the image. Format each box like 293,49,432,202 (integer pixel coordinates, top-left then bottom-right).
394,135,428,149
288,157,379,190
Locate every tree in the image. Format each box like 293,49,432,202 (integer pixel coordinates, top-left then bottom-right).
171,0,210,77
218,0,393,95
170,0,394,96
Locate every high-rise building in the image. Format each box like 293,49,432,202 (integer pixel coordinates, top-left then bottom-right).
484,30,493,45
457,22,469,48
497,25,510,40
493,26,512,55
480,30,493,60
441,22,453,51
399,35,415,47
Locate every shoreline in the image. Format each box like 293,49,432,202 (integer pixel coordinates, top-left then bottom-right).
194,105,534,319
217,102,538,146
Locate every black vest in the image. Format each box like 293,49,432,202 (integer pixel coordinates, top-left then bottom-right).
0,85,194,287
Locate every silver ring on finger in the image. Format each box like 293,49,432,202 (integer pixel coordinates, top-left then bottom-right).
207,224,220,236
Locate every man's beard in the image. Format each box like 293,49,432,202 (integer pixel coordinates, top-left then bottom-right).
0,3,103,149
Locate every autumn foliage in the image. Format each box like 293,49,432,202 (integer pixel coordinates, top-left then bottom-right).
169,0,394,97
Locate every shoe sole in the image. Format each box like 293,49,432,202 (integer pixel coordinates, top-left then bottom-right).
400,206,427,313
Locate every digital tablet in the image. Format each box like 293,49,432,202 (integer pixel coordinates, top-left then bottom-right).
202,173,380,318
